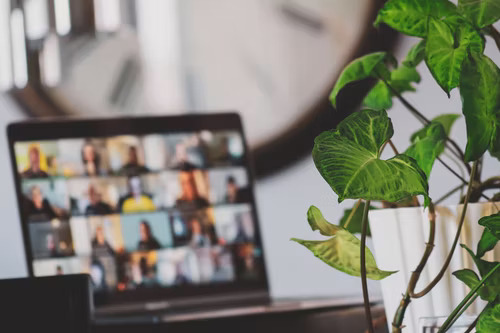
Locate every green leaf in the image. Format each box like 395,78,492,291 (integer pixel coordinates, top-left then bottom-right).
453,269,494,301
375,0,461,37
425,19,484,95
363,81,392,110
410,114,460,143
363,64,421,110
405,122,447,178
403,40,426,67
391,65,421,84
339,202,374,236
477,229,499,258
461,244,500,299
313,109,429,205
476,301,500,333
390,65,421,94
460,53,500,162
431,114,461,137
479,213,500,240
306,205,340,236
291,229,397,280
458,0,500,28
330,52,391,107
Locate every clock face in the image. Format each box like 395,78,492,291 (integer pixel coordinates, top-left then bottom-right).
12,0,394,177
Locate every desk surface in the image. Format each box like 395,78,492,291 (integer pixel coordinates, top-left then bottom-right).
96,295,383,325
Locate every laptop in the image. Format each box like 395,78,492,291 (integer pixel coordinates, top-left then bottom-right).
7,112,269,317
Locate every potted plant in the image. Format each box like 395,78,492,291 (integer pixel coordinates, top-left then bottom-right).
292,1,500,332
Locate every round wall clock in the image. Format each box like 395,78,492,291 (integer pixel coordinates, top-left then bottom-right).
7,0,397,178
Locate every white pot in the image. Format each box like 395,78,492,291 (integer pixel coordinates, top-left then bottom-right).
369,202,500,333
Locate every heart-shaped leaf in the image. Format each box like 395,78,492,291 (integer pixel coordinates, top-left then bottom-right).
477,229,498,258
339,202,375,236
426,19,484,95
330,52,392,107
453,269,496,301
460,53,500,162
458,0,500,28
476,301,500,333
404,40,426,67
479,213,500,240
375,0,461,37
405,122,447,178
313,109,429,205
292,230,396,280
307,205,340,236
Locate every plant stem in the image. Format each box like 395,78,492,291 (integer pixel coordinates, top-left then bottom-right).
360,200,374,333
409,161,478,298
392,202,436,332
444,293,479,331
344,199,362,229
437,262,500,333
384,80,470,173
437,157,492,202
388,139,400,154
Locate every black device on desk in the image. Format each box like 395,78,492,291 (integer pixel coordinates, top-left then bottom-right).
0,274,93,332
7,113,269,317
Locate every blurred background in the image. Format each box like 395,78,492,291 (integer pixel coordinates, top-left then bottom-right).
0,0,499,302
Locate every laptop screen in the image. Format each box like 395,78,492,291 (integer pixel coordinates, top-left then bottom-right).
8,113,268,307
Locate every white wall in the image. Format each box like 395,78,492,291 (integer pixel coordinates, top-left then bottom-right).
0,31,499,301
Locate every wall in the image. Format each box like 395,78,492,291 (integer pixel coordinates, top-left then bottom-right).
0,31,499,301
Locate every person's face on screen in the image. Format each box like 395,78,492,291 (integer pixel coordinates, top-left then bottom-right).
88,185,100,204
28,147,41,170
31,186,44,207
139,222,150,241
127,146,139,165
179,172,197,200
129,177,143,196
227,179,238,201
82,144,96,163
96,226,105,244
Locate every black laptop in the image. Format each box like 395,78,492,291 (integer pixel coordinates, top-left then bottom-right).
7,113,269,316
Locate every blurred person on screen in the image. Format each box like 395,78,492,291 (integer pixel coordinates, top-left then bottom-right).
137,257,158,288
22,145,49,178
175,169,209,211
25,185,59,221
174,262,189,285
82,141,103,176
234,213,252,243
137,221,161,251
91,225,115,257
90,259,107,291
188,217,216,247
211,250,233,283
119,146,149,176
86,184,114,215
224,176,250,203
119,176,156,213
56,265,63,275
